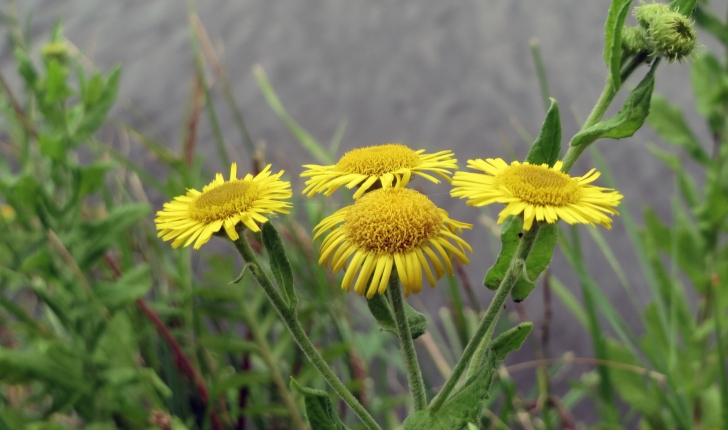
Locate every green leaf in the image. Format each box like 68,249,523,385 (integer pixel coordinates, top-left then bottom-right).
491,322,533,361
94,264,152,309
604,0,633,88
14,46,38,89
404,350,497,430
254,65,334,164
210,372,272,399
669,0,698,16
647,95,710,164
606,339,661,415
44,59,71,105
571,63,656,148
72,66,121,144
38,133,66,161
75,162,113,198
73,203,150,270
484,217,557,302
261,222,295,307
695,6,728,47
690,50,727,136
366,292,428,339
290,378,349,430
646,144,699,208
524,98,561,166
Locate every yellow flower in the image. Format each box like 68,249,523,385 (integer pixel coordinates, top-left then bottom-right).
301,143,457,199
1,204,15,221
451,158,622,230
314,187,472,298
155,163,292,249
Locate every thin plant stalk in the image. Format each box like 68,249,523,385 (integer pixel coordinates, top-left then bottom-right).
232,233,382,430
430,224,541,411
387,270,427,411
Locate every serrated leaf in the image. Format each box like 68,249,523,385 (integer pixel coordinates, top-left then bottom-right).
491,322,533,361
366,292,428,339
404,350,497,430
606,339,661,415
484,217,557,302
647,95,709,164
524,98,561,167
605,0,633,88
72,66,121,144
290,378,349,430
210,372,272,399
571,63,656,148
94,264,151,309
262,222,295,307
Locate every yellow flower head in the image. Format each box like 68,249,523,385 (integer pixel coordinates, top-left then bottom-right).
1,204,15,221
451,158,623,230
155,164,292,249
301,143,457,199
314,186,472,298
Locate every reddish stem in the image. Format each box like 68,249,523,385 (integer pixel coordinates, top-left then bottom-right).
104,254,222,430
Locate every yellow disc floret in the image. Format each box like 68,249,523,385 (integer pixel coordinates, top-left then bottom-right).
189,181,259,223
494,163,580,207
344,188,441,254
452,158,622,231
335,144,422,176
155,163,292,249
314,187,472,298
301,143,458,199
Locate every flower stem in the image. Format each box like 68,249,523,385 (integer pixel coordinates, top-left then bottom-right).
429,224,541,412
232,234,382,430
387,270,427,411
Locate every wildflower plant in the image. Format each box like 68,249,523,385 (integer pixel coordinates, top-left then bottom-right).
2,0,724,429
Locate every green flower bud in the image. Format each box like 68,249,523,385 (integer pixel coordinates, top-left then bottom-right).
631,2,697,63
649,12,697,62
634,3,671,28
41,42,69,64
622,26,650,55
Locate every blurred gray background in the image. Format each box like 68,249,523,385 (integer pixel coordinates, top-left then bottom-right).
6,0,720,417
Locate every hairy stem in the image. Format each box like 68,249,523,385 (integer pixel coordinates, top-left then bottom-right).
387,271,427,411
233,234,382,430
430,225,541,411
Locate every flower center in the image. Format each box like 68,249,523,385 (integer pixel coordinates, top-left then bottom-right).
335,144,422,175
189,180,258,223
495,164,580,207
344,188,441,253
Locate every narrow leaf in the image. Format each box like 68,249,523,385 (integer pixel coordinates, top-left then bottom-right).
404,350,497,429
571,63,656,148
290,378,349,430
484,217,557,302
647,95,710,164
524,98,561,166
366,293,428,339
670,0,698,16
491,322,533,361
605,0,634,88
262,222,295,307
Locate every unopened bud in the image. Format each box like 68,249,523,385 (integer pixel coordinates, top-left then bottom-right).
622,26,650,55
631,3,697,62
41,42,69,64
649,12,697,62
